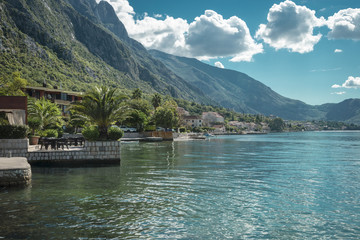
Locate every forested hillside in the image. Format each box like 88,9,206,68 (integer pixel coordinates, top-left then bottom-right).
1,0,360,122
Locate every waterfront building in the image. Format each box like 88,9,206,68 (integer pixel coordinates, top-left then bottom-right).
183,116,203,128
25,86,82,115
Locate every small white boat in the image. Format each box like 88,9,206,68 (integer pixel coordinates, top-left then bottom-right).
204,133,215,137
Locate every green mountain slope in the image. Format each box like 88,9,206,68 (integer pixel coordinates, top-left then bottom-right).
0,0,212,104
1,0,360,122
149,49,326,120
321,99,360,124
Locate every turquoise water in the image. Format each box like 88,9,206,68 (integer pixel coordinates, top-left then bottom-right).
1,131,360,239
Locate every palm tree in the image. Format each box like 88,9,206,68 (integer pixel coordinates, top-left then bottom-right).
132,88,142,99
71,86,129,139
151,93,162,110
28,97,63,130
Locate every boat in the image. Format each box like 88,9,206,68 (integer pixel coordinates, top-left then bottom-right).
204,133,215,137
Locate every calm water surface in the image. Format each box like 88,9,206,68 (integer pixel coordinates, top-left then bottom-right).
1,131,360,239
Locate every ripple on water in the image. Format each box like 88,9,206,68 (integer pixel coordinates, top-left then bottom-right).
1,132,360,239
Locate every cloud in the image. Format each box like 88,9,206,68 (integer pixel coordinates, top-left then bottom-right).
331,84,342,88
334,49,343,53
332,76,360,89
327,8,360,40
127,15,189,55
256,0,326,53
97,1,263,61
101,0,136,29
214,61,225,68
186,10,263,61
331,91,346,95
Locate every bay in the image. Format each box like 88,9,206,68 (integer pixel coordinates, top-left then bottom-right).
1,131,360,239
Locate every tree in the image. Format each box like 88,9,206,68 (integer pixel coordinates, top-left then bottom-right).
28,97,63,131
151,93,162,109
132,88,142,99
0,72,27,96
154,100,179,129
127,110,148,132
269,118,285,132
71,86,129,139
122,98,152,131
127,99,152,116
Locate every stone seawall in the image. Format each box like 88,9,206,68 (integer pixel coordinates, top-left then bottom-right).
0,157,32,187
27,141,121,166
0,139,29,158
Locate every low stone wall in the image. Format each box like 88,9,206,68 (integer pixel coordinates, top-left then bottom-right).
0,157,32,187
123,132,143,138
0,139,28,158
27,141,121,166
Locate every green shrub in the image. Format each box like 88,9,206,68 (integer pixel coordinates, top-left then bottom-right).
145,125,156,131
0,125,28,139
42,129,59,138
107,126,124,140
64,124,75,134
82,126,100,141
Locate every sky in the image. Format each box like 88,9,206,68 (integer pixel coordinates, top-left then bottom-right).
98,0,360,105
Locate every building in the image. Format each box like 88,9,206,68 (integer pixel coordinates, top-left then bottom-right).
25,86,82,115
202,112,224,126
0,96,27,125
183,116,203,128
212,125,226,133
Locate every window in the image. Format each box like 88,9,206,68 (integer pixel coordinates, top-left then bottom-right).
61,93,67,101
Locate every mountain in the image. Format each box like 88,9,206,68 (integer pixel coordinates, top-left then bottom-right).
321,99,360,124
1,0,360,122
149,49,327,120
0,0,212,104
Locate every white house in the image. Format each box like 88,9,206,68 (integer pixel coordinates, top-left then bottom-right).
202,112,224,126
183,116,203,128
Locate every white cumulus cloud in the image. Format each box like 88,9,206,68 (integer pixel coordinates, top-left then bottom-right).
256,0,326,53
334,49,343,53
332,76,360,89
327,8,360,40
214,61,225,68
96,1,263,62
186,10,263,61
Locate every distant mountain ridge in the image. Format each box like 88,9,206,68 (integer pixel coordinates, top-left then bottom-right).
1,0,360,123
323,99,360,124
149,50,324,120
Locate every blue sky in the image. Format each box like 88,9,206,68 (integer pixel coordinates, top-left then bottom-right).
102,0,360,105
